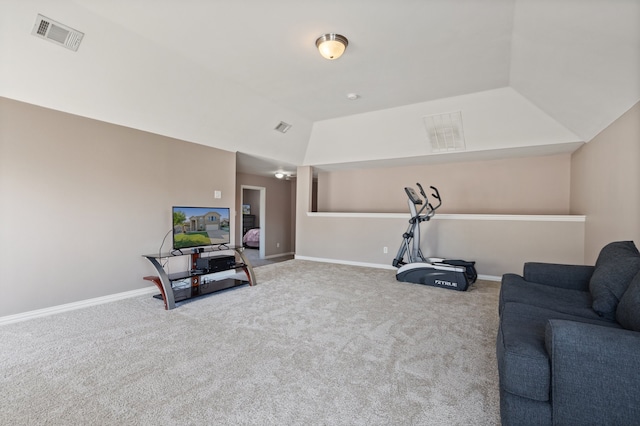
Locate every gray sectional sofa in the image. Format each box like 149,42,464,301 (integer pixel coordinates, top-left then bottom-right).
497,241,640,425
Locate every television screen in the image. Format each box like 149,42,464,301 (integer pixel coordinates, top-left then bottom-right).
172,206,231,250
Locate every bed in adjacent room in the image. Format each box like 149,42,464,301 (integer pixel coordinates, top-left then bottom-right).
243,228,260,248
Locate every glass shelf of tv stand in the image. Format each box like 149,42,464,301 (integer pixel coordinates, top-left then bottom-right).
166,261,249,281
142,245,256,310
162,275,249,306
144,244,245,260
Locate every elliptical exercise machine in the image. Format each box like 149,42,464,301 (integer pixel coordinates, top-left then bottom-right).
392,183,477,291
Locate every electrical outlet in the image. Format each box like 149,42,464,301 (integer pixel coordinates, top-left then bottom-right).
277,242,280,248
383,246,388,254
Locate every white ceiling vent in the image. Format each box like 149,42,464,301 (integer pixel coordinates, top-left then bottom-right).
274,121,292,133
423,111,466,152
31,14,84,52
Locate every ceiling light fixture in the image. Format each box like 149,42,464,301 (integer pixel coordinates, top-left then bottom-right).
315,33,348,60
275,172,285,179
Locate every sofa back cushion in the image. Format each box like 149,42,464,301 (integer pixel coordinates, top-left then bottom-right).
617,270,640,331
589,241,640,320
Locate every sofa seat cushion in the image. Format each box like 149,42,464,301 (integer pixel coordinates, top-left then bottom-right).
497,302,619,402
590,241,640,320
499,274,603,321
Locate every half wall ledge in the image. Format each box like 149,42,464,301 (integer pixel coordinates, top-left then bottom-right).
307,212,586,222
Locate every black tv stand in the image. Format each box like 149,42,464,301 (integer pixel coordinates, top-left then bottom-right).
142,246,256,310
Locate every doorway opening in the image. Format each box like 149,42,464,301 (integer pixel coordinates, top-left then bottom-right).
240,185,266,259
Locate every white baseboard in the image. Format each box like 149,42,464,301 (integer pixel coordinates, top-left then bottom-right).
0,268,254,326
477,274,501,282
295,255,397,270
0,286,157,326
294,255,502,282
1,261,501,326
263,251,294,260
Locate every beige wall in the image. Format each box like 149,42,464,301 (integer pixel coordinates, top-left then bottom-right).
298,165,584,277
235,173,295,257
296,212,584,277
0,97,237,316
298,153,585,278
571,102,640,263
317,154,571,214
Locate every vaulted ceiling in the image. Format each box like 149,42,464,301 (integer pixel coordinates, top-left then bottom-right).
1,0,638,176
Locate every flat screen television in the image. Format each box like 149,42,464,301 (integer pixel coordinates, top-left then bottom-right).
172,206,231,250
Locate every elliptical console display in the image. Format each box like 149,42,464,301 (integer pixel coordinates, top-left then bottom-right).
392,183,477,291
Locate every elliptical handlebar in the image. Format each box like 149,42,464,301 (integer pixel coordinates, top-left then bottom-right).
429,185,442,211
410,182,442,222
405,183,443,223
416,182,427,199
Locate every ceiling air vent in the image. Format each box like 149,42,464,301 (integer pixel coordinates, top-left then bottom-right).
423,111,466,152
31,14,84,52
274,121,292,133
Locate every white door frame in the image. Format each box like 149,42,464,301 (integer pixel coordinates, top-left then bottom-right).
240,185,266,259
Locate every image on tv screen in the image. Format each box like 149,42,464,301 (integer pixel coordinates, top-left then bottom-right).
172,206,230,250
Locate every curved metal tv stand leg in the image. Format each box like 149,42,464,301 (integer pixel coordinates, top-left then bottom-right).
143,256,177,310
234,246,256,286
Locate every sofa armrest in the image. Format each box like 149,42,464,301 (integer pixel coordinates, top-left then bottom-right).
545,320,640,425
523,262,594,291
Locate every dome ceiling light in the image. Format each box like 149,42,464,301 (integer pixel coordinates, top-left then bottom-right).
274,172,295,180
315,33,348,60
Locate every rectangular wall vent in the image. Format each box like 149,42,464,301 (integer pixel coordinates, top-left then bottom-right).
274,121,292,133
31,14,84,52
423,111,466,152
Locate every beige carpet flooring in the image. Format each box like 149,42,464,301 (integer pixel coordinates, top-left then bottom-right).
241,247,294,267
0,260,500,425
